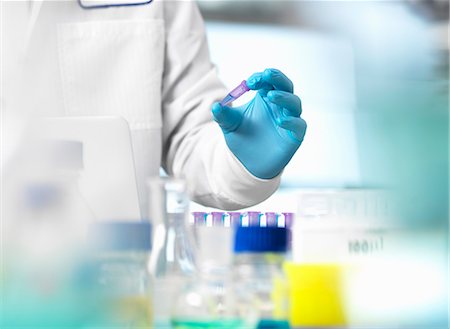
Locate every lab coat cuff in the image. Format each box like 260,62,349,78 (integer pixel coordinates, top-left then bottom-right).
217,145,281,208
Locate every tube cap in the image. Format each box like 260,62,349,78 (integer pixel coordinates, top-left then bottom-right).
265,212,278,227
192,212,207,225
88,221,151,251
228,212,242,226
234,226,288,253
211,211,225,226
247,211,261,226
283,212,295,228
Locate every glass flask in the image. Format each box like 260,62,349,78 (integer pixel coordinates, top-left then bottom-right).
148,178,197,328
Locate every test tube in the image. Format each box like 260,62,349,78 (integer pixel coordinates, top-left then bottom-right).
265,212,278,227
228,212,242,227
282,212,295,228
192,212,207,226
220,80,250,106
211,212,225,226
247,211,261,227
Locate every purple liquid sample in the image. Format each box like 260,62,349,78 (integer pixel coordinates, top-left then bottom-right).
220,80,250,106
247,211,261,227
265,212,278,227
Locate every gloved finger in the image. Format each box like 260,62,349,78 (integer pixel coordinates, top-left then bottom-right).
262,68,294,93
212,102,243,133
267,90,302,117
246,72,274,92
246,69,294,97
277,116,307,142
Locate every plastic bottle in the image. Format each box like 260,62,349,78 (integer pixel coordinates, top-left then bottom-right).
19,140,95,247
2,181,91,328
87,221,153,328
233,226,291,329
1,140,96,327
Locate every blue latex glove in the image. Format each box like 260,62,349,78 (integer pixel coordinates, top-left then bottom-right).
212,68,307,179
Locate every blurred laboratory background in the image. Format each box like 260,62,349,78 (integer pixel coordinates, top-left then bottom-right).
1,0,449,328
194,0,448,215
191,1,449,327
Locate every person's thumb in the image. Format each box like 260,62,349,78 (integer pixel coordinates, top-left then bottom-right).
212,102,243,133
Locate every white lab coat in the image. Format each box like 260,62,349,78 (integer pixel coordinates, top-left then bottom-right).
2,0,280,212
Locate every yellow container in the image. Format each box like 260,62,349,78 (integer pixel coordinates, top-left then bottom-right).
284,262,347,327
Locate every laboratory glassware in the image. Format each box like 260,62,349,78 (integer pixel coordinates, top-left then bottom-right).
87,221,152,328
171,268,242,328
172,215,241,328
147,177,198,327
191,211,207,244
1,140,96,327
233,226,291,329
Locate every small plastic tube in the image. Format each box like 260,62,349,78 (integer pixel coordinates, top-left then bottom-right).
282,212,295,251
265,212,278,227
283,212,295,228
247,211,261,227
228,212,242,227
220,80,250,106
192,212,207,226
211,212,225,226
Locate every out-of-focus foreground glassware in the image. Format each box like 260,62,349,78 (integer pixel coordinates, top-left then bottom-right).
86,221,153,328
148,177,197,328
233,226,291,329
1,140,95,327
171,212,243,328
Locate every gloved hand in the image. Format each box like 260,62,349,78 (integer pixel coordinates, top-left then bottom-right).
212,68,307,179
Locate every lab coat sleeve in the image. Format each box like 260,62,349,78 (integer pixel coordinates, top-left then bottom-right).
161,1,280,210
